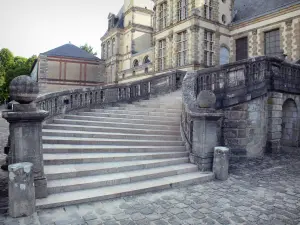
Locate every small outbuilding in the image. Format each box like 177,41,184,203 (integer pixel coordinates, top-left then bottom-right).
31,43,105,94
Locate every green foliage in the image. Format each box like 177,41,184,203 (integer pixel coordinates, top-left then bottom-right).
0,48,37,104
80,43,97,56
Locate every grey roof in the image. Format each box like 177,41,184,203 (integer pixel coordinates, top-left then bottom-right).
42,43,100,61
233,0,300,23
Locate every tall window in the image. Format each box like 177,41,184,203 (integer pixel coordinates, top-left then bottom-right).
236,37,248,61
112,38,115,55
265,29,281,56
220,47,230,65
177,31,188,66
107,41,111,58
177,0,188,21
133,59,139,67
102,44,106,59
204,30,214,66
204,0,212,20
159,2,167,30
158,39,167,71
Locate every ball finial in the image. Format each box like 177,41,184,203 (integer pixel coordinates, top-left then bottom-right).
9,75,39,104
197,90,216,108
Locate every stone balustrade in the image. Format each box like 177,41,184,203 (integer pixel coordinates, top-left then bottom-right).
35,70,186,120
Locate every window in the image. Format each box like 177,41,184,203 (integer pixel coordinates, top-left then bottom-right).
177,31,188,67
158,2,167,30
126,45,129,53
177,0,188,21
145,67,149,74
235,37,248,61
222,15,226,24
265,29,281,56
112,38,115,55
102,44,106,59
143,56,150,64
158,39,167,71
220,47,229,65
107,41,111,58
133,59,139,67
204,30,214,66
204,0,212,20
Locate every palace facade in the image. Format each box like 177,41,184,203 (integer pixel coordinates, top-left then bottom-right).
101,0,300,84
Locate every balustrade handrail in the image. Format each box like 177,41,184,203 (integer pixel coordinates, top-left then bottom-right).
181,55,300,150
35,69,186,119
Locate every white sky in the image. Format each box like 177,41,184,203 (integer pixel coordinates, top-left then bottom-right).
0,0,124,58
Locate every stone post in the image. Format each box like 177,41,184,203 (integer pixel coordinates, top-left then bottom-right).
213,147,230,181
2,75,49,199
189,91,223,171
9,162,35,218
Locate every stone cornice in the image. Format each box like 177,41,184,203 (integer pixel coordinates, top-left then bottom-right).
125,6,154,16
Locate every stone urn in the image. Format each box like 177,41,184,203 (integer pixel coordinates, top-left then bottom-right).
9,75,39,104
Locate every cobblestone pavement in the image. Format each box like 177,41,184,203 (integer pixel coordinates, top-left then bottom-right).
0,153,299,225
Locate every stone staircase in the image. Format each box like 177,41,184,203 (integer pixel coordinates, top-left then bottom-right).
36,90,214,208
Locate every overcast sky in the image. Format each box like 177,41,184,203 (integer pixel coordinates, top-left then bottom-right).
0,0,124,58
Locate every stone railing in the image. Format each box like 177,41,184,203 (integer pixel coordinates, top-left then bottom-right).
181,56,300,152
35,69,186,120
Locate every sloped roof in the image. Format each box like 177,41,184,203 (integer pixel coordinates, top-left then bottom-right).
233,0,300,24
42,43,100,61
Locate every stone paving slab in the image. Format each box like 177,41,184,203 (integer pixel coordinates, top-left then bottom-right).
0,153,299,225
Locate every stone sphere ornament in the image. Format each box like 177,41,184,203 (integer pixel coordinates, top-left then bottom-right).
197,90,216,108
9,75,39,104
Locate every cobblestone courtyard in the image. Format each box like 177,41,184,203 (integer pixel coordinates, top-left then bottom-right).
0,153,297,225
1,107,300,225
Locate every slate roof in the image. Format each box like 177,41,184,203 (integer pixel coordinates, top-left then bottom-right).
42,43,100,61
233,0,300,23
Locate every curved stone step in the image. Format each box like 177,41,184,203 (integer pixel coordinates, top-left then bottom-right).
44,157,189,180
42,129,182,141
37,172,214,209
76,112,180,121
43,124,180,135
42,136,184,146
63,115,179,126
90,108,182,115
43,151,188,164
52,119,179,130
43,145,186,153
81,110,181,117
47,164,198,194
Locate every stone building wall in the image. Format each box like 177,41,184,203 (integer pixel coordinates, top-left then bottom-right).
223,95,268,158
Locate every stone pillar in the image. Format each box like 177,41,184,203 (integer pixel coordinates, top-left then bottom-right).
9,162,35,218
2,75,49,199
213,147,229,181
189,91,223,171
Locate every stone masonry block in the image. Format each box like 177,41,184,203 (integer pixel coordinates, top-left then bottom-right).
269,124,282,133
269,118,283,125
224,111,247,120
223,120,247,129
223,129,238,138
268,111,282,118
268,132,282,140
229,104,247,111
268,105,282,111
269,92,283,98
268,98,283,105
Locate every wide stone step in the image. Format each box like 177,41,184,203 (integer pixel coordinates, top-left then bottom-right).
63,115,179,126
42,130,182,141
75,112,180,121
85,110,181,117
42,136,184,146
44,157,189,180
90,108,182,114
47,164,198,194
52,119,179,130
43,152,188,164
43,124,180,136
37,172,214,209
43,145,186,153
107,104,182,110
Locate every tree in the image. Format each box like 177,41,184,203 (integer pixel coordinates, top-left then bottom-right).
0,48,37,104
0,48,14,69
80,44,97,56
